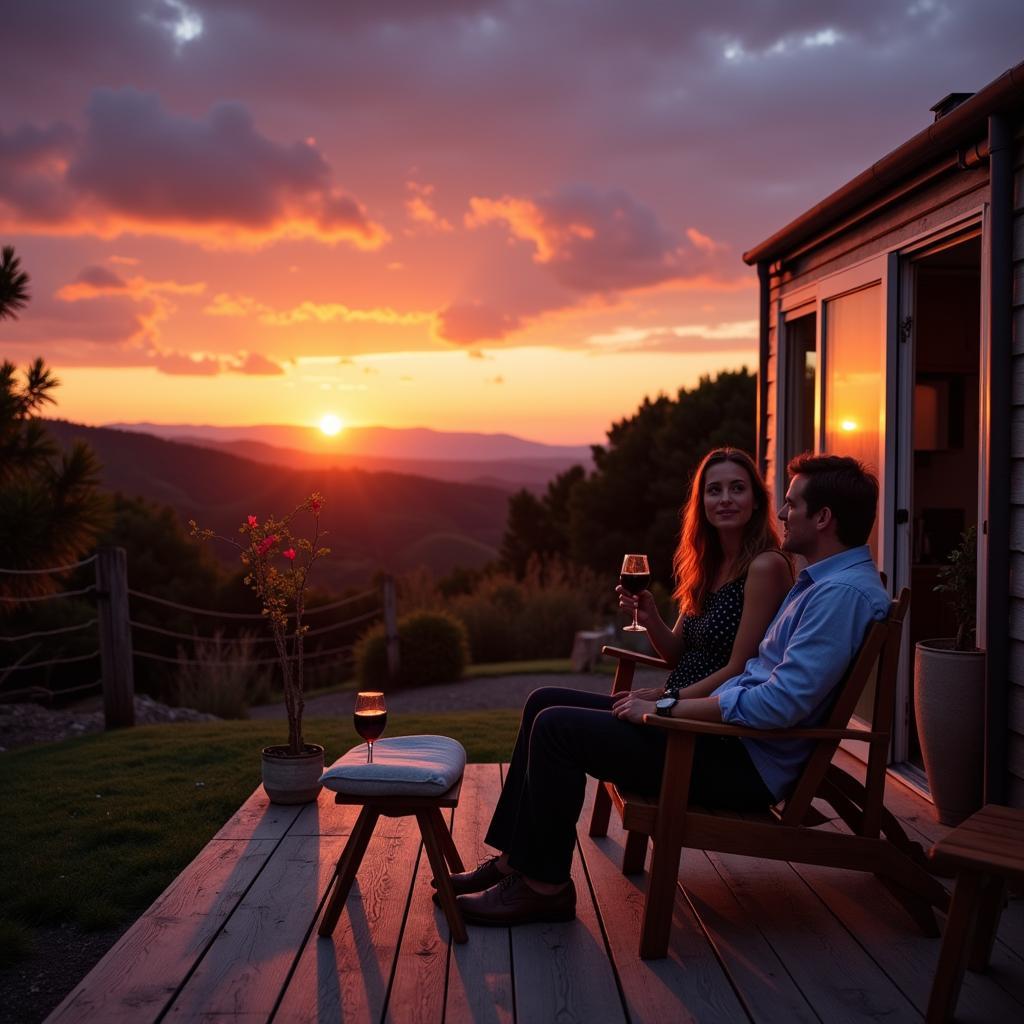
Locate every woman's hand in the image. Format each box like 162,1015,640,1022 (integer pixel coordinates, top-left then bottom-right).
611,692,658,724
616,584,657,626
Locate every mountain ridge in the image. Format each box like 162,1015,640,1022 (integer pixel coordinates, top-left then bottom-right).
45,420,519,586
104,421,595,463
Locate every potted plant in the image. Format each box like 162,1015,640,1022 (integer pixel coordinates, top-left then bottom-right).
913,525,985,826
192,493,329,804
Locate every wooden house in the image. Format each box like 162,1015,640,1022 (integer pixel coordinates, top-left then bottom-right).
743,61,1024,807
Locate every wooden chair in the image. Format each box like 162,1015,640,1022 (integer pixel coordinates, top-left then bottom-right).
588,588,950,959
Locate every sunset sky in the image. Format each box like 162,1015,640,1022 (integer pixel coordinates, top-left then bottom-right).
2,1,1021,444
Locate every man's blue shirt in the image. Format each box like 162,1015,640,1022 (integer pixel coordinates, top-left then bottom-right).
713,545,890,800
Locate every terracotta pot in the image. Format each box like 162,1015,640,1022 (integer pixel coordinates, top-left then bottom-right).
261,743,325,805
913,640,985,826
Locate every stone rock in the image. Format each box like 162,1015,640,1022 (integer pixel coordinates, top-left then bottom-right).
0,697,219,751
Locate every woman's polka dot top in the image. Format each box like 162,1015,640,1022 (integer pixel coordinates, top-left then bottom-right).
663,575,745,697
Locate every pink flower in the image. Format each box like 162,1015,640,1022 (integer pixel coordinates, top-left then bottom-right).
256,534,279,557
247,515,258,528
283,547,296,561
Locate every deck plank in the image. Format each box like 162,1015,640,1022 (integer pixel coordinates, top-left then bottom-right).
272,818,420,1023
676,847,821,1023
47,756,1024,1024
211,786,303,841
579,788,755,1023
286,787,362,837
381,808,453,1024
791,833,1024,1021
394,763,515,1024
164,834,346,1020
708,848,921,1023
509,774,627,1024
46,837,277,1023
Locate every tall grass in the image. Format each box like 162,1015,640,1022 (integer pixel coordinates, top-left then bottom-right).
172,631,273,718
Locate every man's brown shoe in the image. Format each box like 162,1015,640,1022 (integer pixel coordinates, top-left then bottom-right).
458,874,576,926
432,855,509,896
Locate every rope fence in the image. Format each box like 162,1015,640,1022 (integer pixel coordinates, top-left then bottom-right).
134,642,356,667
2,547,397,730
0,555,97,575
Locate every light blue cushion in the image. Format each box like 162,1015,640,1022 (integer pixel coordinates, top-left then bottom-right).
320,734,466,796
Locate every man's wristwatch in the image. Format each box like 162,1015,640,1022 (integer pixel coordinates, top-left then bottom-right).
655,696,677,718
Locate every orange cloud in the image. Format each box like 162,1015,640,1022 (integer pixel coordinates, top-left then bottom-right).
152,351,222,376
435,301,523,344
56,265,205,302
204,292,432,327
0,89,389,249
230,352,285,376
405,181,452,232
466,185,732,293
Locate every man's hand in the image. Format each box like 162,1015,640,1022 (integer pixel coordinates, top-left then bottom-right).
611,693,658,724
613,686,664,702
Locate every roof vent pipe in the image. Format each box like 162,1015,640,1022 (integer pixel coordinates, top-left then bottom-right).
930,92,974,121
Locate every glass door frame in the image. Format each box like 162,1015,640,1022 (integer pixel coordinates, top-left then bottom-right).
891,213,987,767
775,212,989,772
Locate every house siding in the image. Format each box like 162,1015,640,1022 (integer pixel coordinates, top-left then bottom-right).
761,118,1024,806
1008,126,1024,803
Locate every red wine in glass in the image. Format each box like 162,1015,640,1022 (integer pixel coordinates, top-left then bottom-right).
353,691,387,762
620,572,651,595
620,554,650,632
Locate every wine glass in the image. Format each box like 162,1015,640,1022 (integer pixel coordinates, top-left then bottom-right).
353,691,388,763
620,553,651,632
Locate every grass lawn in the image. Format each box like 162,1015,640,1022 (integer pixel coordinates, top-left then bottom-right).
300,657,577,701
0,710,520,967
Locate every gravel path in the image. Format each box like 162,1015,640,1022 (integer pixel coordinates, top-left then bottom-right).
247,666,666,720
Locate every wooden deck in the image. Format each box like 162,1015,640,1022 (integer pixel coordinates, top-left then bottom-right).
48,752,1024,1023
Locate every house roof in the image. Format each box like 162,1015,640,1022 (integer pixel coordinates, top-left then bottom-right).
742,60,1024,266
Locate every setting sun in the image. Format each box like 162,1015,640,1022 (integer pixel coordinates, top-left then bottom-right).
319,414,343,436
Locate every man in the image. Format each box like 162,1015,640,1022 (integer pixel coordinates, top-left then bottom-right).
450,454,890,926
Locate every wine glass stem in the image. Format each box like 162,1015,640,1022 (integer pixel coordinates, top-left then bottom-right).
632,609,639,629
367,741,373,763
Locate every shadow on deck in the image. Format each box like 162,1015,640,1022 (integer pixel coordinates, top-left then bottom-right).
47,752,1024,1023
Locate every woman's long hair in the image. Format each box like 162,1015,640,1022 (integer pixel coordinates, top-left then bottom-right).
672,447,786,616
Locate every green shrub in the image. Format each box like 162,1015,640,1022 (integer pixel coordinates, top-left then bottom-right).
355,610,469,689
447,592,519,662
448,570,599,662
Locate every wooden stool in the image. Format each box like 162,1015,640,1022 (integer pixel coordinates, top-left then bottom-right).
926,804,1024,1022
317,777,468,944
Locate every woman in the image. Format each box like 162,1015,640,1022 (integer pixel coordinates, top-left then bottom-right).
612,446,793,717
449,448,794,926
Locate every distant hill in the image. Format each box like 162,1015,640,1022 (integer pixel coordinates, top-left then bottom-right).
105,419,593,464
46,420,515,586
176,436,582,491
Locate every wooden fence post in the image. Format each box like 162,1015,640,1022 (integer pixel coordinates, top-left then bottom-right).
382,574,400,683
96,546,134,728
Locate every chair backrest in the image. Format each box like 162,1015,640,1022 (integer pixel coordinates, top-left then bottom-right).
780,587,910,827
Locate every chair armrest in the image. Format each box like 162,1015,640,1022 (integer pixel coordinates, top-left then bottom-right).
601,645,670,671
641,714,884,744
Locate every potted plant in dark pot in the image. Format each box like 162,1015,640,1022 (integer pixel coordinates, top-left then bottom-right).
192,494,329,804
913,525,985,826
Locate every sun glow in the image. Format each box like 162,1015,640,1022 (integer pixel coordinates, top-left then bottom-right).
319,413,343,436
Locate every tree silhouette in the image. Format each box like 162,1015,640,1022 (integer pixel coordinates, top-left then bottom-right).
0,245,30,321
499,369,757,593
